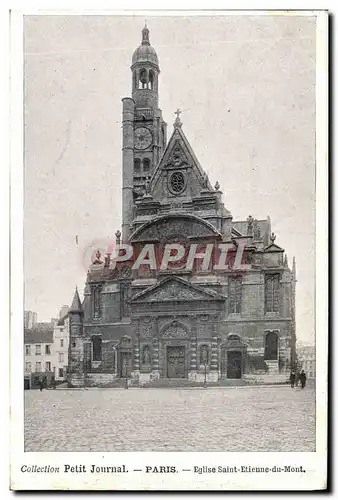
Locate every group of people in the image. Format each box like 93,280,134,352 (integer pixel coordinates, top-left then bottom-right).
39,378,56,391
290,369,307,389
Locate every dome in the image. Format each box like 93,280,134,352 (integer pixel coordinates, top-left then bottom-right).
131,25,159,68
132,44,159,67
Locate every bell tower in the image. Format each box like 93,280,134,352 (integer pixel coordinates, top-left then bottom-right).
121,25,167,241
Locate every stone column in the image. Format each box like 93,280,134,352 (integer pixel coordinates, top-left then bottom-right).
151,337,160,379
209,336,219,382
132,337,140,379
188,316,198,381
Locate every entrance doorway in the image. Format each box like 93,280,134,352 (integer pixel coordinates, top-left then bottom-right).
227,351,242,379
264,332,278,360
118,351,132,378
167,346,186,378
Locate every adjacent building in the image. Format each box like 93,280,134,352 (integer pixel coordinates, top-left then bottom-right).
52,313,70,381
67,26,297,387
24,323,54,389
297,344,315,379
24,310,37,329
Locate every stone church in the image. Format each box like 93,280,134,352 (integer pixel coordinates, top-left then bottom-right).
67,26,296,387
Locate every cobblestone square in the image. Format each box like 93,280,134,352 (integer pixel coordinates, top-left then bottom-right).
24,386,315,452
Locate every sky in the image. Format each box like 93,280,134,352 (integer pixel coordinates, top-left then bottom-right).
23,14,316,343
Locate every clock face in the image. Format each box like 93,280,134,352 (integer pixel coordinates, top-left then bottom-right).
134,127,153,150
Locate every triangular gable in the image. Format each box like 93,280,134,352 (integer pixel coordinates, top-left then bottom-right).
264,243,284,253
150,125,213,192
130,276,225,303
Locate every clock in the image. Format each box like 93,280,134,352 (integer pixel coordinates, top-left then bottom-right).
134,127,153,150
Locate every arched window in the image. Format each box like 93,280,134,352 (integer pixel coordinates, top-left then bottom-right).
200,345,209,365
93,286,101,319
229,277,242,313
265,274,280,313
143,158,150,173
134,158,141,173
149,70,154,90
92,336,102,362
139,69,148,89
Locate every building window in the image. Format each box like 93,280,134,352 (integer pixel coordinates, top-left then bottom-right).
25,362,31,372
45,362,51,372
60,339,64,348
58,353,64,363
200,345,209,366
139,69,148,89
45,345,51,355
58,368,64,378
93,286,102,319
149,70,154,90
265,274,280,313
134,158,141,174
25,345,31,355
143,158,150,173
169,171,185,194
35,345,41,355
92,336,102,362
229,277,242,313
35,362,41,372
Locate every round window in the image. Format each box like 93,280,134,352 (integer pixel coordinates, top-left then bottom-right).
169,171,185,195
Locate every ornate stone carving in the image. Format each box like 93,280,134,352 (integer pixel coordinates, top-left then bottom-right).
140,280,211,302
140,321,152,338
247,215,254,237
167,140,188,167
200,314,209,321
120,265,132,278
162,322,189,338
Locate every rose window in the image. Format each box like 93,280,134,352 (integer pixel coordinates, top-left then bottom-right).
170,171,185,194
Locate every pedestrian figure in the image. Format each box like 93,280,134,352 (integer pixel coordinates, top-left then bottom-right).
290,370,296,388
51,378,56,390
39,380,43,391
299,370,307,389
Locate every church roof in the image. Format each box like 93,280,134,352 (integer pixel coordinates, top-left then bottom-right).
69,287,82,312
150,121,213,192
132,25,159,68
24,324,54,344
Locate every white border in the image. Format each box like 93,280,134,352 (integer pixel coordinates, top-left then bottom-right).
9,8,328,491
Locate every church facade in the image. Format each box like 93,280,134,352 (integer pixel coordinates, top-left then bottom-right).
67,26,296,387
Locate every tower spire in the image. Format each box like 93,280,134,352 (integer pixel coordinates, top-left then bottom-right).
70,287,82,312
142,23,150,45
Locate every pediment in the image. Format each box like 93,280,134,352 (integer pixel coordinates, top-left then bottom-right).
149,125,214,199
130,276,225,303
264,243,284,253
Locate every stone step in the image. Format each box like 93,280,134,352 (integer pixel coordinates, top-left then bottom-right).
265,360,279,374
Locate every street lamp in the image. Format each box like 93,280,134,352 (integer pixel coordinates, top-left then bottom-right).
201,349,208,388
